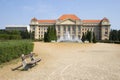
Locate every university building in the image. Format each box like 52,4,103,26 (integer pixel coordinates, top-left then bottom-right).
30,14,110,40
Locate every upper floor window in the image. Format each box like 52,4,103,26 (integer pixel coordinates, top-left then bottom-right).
32,27,35,30
58,26,60,31
105,31,108,34
68,26,70,32
72,26,76,31
105,27,108,31
64,26,66,32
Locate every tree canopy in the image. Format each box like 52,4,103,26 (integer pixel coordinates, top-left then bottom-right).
44,25,57,42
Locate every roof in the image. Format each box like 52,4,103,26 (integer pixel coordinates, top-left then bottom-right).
38,20,56,23
102,17,109,22
58,14,80,20
31,15,109,24
31,17,37,21
82,20,101,23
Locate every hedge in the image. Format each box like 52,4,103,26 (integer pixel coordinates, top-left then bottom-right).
0,40,34,64
98,40,120,44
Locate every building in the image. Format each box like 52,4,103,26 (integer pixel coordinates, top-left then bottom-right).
30,14,110,40
6,25,29,32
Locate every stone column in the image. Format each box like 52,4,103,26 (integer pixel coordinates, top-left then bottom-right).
76,25,78,39
60,25,63,39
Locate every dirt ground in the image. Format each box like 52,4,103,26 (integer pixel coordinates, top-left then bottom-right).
0,42,120,80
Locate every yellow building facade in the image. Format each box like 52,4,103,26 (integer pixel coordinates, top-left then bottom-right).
30,14,110,40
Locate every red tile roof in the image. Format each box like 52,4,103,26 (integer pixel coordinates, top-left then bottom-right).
82,20,101,23
58,14,80,20
31,15,107,24
38,20,56,23
102,17,109,22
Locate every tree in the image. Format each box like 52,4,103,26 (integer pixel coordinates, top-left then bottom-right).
30,31,35,40
86,31,92,43
92,32,96,43
20,30,30,39
47,27,51,42
118,30,120,41
44,26,57,42
44,32,47,42
81,33,85,42
53,26,57,41
109,30,118,41
0,30,21,40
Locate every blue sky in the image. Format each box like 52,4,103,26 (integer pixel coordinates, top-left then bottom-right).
0,0,120,29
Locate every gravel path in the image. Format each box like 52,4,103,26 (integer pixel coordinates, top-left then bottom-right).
0,42,120,80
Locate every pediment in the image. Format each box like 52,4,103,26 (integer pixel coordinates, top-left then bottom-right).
60,19,75,24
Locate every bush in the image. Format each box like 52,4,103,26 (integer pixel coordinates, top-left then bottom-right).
98,40,120,44
0,40,34,64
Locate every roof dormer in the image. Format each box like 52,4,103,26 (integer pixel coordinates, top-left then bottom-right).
31,17,38,24
101,17,110,25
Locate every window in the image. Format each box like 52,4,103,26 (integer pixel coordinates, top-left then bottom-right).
33,27,35,30
68,26,70,32
105,31,108,34
105,28,108,31
105,27,108,35
64,26,66,32
41,35,43,38
58,26,60,31
41,31,43,34
72,26,76,31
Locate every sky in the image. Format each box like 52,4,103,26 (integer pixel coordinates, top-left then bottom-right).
0,0,120,29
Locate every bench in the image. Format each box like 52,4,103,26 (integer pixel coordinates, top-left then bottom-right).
12,53,41,71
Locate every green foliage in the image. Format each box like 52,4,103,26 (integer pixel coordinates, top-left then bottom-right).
44,26,57,42
109,30,118,41
0,30,21,40
109,29,120,41
0,40,34,64
118,30,120,41
30,31,35,40
98,40,120,44
86,31,92,43
82,31,96,43
47,27,52,42
81,33,86,42
44,32,48,42
0,30,31,40
92,32,96,43
20,30,30,39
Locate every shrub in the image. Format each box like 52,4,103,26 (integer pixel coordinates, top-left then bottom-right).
0,40,34,64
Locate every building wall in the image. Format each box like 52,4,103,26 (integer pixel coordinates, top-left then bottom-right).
6,25,28,31
30,19,110,40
